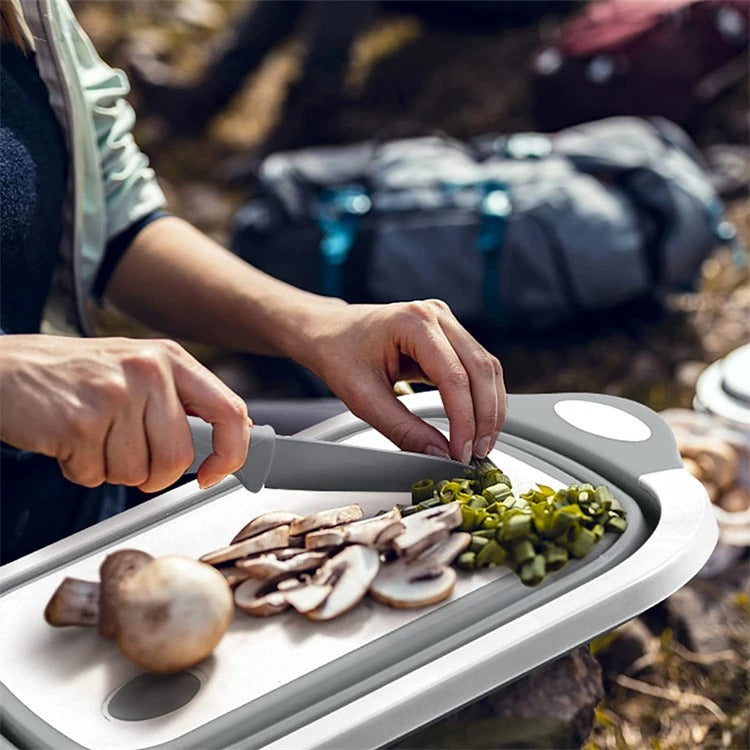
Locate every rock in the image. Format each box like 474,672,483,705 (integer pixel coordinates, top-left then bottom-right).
666,585,732,654
389,648,603,749
594,618,658,685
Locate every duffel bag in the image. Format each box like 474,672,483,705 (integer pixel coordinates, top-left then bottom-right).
230,116,735,331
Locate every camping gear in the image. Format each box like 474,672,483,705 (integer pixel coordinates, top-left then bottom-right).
531,0,750,131
230,116,729,332
694,343,750,429
0,391,717,750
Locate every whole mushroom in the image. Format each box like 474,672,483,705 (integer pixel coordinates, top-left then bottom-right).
115,555,234,673
44,552,234,674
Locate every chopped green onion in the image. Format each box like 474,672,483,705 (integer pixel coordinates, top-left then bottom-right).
512,539,535,565
569,526,597,558
499,513,531,541
456,551,476,570
411,478,434,504
405,457,627,586
605,515,628,534
542,544,568,571
470,535,489,553
520,555,546,586
476,539,506,567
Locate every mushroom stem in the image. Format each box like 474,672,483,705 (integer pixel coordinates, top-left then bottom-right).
44,578,100,627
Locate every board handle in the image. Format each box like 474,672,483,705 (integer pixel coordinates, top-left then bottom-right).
503,393,682,487
187,416,276,492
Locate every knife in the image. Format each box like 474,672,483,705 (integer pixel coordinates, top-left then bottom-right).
187,416,470,492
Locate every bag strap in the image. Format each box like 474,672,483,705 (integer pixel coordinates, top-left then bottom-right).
314,185,371,297
477,182,512,324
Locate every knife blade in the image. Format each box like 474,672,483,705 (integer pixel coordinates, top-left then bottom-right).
187,416,470,492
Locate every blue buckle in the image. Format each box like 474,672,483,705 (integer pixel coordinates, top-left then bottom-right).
707,198,746,269
315,186,371,297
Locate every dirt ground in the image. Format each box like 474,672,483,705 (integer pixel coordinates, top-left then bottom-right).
72,2,749,748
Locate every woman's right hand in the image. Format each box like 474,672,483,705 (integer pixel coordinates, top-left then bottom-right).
0,335,250,491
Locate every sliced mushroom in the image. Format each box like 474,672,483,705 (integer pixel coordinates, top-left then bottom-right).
682,456,703,480
235,551,329,580
289,504,364,536
276,576,308,592
234,577,289,617
44,578,100,627
371,567,455,609
216,565,254,588
305,507,404,551
370,532,471,609
200,524,290,565
306,545,380,621
283,582,334,614
679,440,738,491
275,546,312,560
418,532,473,568
719,487,750,513
391,502,463,560
99,549,154,638
231,511,303,544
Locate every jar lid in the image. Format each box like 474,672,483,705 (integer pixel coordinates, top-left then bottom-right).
695,344,750,428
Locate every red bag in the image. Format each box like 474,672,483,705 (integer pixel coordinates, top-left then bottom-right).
531,0,750,132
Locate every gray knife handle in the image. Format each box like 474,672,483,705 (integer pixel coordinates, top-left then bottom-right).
187,416,277,492
504,393,682,488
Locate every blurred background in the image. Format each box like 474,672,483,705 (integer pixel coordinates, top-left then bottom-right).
70,1,748,747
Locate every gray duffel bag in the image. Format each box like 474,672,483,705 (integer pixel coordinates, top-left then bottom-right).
231,116,734,331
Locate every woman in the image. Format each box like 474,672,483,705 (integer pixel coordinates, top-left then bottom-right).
0,0,505,562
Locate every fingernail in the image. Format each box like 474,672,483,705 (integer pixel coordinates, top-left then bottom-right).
474,436,491,459
425,444,451,460
198,474,223,490
462,440,473,464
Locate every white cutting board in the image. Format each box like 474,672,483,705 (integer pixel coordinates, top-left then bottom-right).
0,436,564,750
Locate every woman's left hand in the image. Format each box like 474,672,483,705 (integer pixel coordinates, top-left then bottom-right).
295,299,506,463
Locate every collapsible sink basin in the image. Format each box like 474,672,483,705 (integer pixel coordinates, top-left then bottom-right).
0,392,717,750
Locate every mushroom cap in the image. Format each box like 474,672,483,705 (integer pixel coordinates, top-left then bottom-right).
306,545,380,621
98,549,154,638
115,556,233,674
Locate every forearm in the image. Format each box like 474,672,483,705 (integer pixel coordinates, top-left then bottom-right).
104,216,343,361
103,216,506,462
